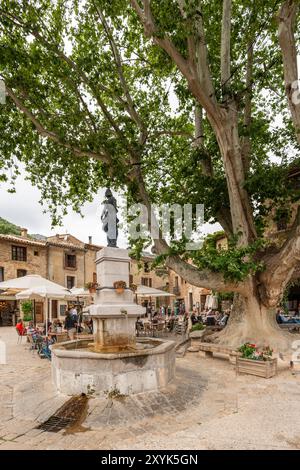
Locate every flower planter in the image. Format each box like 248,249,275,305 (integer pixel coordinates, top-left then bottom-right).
89,288,96,294
113,281,126,294
236,357,277,378
115,288,124,294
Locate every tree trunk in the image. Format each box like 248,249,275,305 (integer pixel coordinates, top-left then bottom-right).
212,290,294,352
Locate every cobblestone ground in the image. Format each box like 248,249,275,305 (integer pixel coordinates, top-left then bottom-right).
1,326,300,450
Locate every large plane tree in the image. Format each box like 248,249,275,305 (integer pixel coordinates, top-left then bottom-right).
1,0,300,349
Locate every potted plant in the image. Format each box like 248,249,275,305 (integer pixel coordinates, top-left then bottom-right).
85,282,98,294
236,343,277,378
130,283,137,292
113,280,126,294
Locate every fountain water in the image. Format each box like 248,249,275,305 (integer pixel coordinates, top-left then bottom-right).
51,247,176,396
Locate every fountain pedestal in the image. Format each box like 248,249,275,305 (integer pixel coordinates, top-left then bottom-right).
89,247,145,351
51,247,176,396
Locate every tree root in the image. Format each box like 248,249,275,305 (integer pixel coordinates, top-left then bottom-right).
206,324,299,353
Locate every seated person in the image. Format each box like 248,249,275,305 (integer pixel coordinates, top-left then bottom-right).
215,311,222,322
219,313,229,327
51,319,62,332
166,313,176,331
152,312,159,324
276,310,300,324
88,319,93,334
190,312,198,325
16,319,26,336
47,334,56,344
135,316,144,333
26,321,37,335
43,320,52,334
205,309,216,326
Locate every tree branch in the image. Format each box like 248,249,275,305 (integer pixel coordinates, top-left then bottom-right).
193,104,233,235
221,0,232,97
5,85,111,163
93,2,147,142
166,255,240,292
194,2,216,101
0,7,130,111
0,7,132,148
131,163,238,292
130,0,218,117
278,0,300,145
192,104,209,171
131,0,255,244
241,42,254,174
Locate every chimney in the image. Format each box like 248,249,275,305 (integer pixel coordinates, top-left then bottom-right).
88,236,92,244
21,228,28,238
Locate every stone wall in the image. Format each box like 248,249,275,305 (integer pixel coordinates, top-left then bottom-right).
0,238,47,280
47,245,85,287
168,268,208,311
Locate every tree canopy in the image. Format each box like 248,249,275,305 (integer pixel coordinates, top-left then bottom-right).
1,0,300,322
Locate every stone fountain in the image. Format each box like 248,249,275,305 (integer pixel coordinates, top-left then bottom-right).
51,190,176,396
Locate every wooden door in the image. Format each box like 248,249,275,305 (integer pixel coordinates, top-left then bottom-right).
51,300,58,319
35,302,44,323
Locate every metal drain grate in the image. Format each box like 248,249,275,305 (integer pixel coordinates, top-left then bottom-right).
37,416,74,432
37,394,89,433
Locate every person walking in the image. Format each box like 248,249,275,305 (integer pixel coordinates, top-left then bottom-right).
64,311,77,340
70,306,78,321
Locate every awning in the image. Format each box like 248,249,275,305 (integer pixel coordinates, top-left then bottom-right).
70,287,91,298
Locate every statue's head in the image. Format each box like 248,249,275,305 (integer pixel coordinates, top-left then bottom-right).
105,187,112,198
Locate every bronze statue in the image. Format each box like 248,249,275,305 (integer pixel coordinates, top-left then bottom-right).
101,188,119,247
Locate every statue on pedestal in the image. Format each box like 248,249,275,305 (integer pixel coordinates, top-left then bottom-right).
101,188,119,247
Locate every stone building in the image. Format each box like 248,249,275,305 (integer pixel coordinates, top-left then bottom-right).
167,269,211,313
129,253,211,313
0,231,100,325
129,253,171,311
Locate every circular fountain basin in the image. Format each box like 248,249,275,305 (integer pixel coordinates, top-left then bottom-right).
51,338,176,396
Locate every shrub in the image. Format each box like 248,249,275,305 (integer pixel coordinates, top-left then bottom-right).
237,343,273,361
190,323,205,332
21,300,33,321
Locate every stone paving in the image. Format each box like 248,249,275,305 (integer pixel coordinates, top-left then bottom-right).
1,326,300,449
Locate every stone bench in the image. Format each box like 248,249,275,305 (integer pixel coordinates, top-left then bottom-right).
279,323,300,332
197,342,240,364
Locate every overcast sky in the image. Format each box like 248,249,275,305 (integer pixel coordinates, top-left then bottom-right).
0,172,125,247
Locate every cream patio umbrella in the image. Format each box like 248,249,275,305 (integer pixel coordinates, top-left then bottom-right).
16,283,73,335
135,285,175,297
0,274,69,291
70,287,91,298
0,275,72,334
204,294,219,310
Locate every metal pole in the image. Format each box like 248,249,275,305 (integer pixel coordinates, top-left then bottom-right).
33,299,36,326
45,297,48,336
